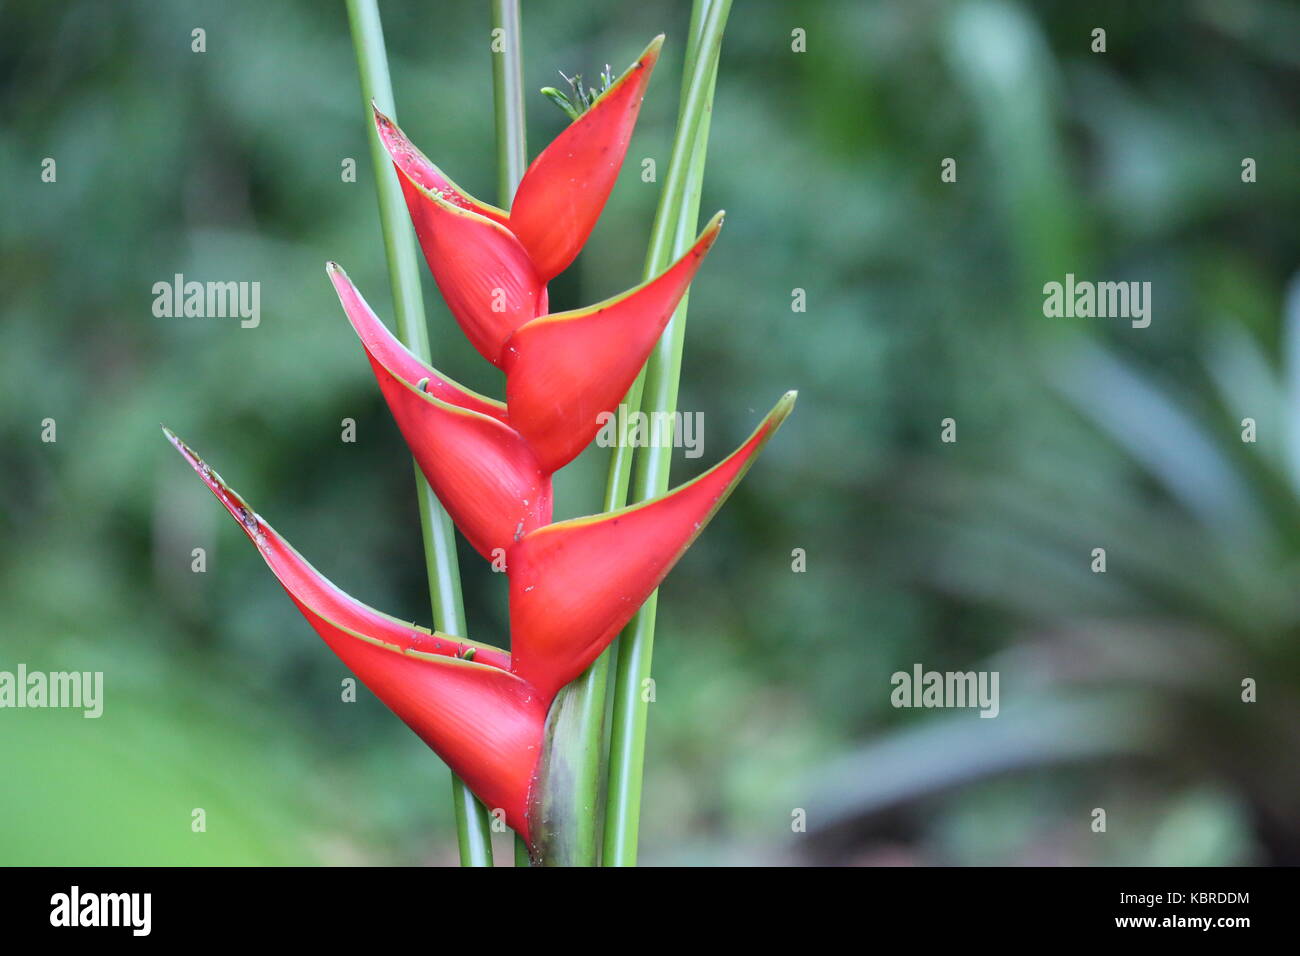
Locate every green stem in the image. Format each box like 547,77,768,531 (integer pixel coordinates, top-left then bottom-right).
491,0,528,201
601,0,730,868
488,0,531,868
346,0,493,868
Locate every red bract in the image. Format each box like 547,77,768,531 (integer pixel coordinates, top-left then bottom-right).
507,394,795,699
507,35,663,280
162,428,543,837
501,213,724,473
166,34,795,849
328,263,552,560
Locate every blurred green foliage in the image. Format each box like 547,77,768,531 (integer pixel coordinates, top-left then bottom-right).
1,0,1296,864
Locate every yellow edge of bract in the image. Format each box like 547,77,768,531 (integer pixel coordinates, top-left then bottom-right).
386,142,522,240
387,362,524,434
373,103,509,222
518,390,796,541
325,262,508,418
513,212,724,334
161,427,513,666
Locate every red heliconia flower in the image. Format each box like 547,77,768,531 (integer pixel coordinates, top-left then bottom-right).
372,35,667,369
169,29,797,853
162,395,792,844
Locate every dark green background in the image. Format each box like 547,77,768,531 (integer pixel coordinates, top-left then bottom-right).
1,0,1297,864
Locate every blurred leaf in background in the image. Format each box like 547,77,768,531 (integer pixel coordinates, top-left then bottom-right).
0,0,1296,864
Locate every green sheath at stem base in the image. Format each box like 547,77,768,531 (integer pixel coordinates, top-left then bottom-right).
526,686,605,866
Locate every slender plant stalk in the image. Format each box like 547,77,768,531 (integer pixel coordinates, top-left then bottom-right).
491,0,527,201
488,0,532,868
602,0,731,867
345,0,494,868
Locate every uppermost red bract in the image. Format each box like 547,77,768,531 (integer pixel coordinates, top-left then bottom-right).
507,35,663,281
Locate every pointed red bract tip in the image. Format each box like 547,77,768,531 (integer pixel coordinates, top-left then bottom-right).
502,213,725,473
160,427,514,669
372,105,510,227
376,111,546,367
325,271,553,560
506,392,795,699
508,35,664,281
162,428,544,838
327,263,508,422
